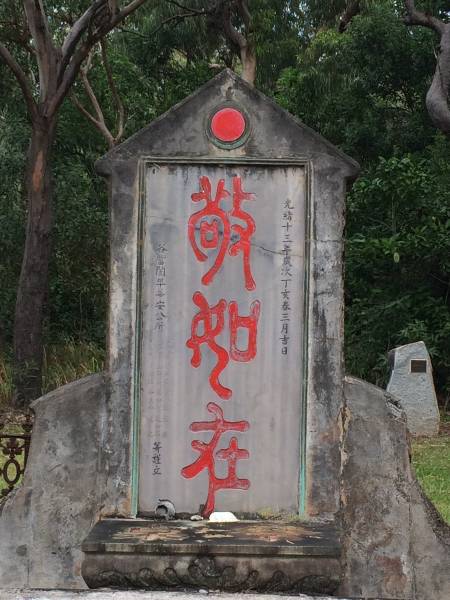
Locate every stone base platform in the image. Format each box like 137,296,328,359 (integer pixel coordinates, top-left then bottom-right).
4,591,354,600
81,519,341,595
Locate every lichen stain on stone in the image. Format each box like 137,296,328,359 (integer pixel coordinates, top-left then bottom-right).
375,555,408,595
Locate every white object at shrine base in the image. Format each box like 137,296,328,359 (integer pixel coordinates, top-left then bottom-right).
209,511,239,522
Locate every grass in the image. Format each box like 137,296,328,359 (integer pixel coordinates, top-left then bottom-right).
412,422,450,524
0,340,105,497
0,339,105,409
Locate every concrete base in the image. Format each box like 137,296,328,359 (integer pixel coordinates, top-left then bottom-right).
81,519,341,595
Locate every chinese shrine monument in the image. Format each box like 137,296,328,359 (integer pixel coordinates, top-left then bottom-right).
0,70,449,600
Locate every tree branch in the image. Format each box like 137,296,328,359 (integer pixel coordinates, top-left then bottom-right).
72,40,127,148
114,0,148,23
404,0,445,35
71,90,103,129
0,43,38,119
72,57,116,148
426,26,450,135
338,1,361,33
100,39,125,142
51,0,148,116
59,0,106,84
108,0,119,16
222,0,256,85
22,0,53,52
166,0,206,16
52,0,211,116
23,0,57,100
237,0,251,30
403,1,450,136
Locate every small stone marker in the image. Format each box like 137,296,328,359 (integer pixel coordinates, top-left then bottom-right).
387,341,440,436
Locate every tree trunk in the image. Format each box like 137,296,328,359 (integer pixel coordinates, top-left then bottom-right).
241,43,256,86
13,117,57,408
426,25,450,136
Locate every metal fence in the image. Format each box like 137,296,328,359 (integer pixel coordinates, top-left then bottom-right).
0,413,33,498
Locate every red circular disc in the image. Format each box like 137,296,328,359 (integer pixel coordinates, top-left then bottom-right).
210,108,246,143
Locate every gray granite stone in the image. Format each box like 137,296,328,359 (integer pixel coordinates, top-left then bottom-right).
0,68,359,592
2,591,353,600
0,374,107,590
81,519,341,594
99,68,359,522
340,376,450,600
139,164,306,515
387,341,440,436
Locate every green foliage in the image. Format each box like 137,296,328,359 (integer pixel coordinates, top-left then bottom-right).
0,0,449,404
345,139,450,393
277,3,436,161
251,0,305,92
0,104,28,344
275,2,450,397
0,340,105,408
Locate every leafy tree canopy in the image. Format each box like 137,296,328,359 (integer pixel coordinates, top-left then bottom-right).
0,0,449,400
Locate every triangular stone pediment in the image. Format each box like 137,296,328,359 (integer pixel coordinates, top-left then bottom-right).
97,69,359,177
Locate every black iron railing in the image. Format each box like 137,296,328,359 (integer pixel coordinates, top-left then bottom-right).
0,413,33,498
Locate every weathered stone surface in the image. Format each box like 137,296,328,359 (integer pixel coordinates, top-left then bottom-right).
387,341,440,436
82,554,341,595
2,71,448,599
81,518,341,594
410,479,450,600
340,376,450,600
0,374,107,590
100,68,359,521
139,164,306,515
2,591,354,600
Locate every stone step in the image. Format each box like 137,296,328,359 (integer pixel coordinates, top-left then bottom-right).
3,591,354,600
82,519,341,595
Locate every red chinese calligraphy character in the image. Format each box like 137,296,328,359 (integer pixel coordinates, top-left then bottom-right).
186,291,231,400
188,176,256,290
187,294,261,398
188,177,231,287
228,176,256,291
181,402,249,517
229,300,261,362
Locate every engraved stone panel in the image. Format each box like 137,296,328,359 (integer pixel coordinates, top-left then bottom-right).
138,163,307,515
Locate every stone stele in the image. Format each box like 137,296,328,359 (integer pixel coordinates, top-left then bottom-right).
387,341,440,437
0,70,449,600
